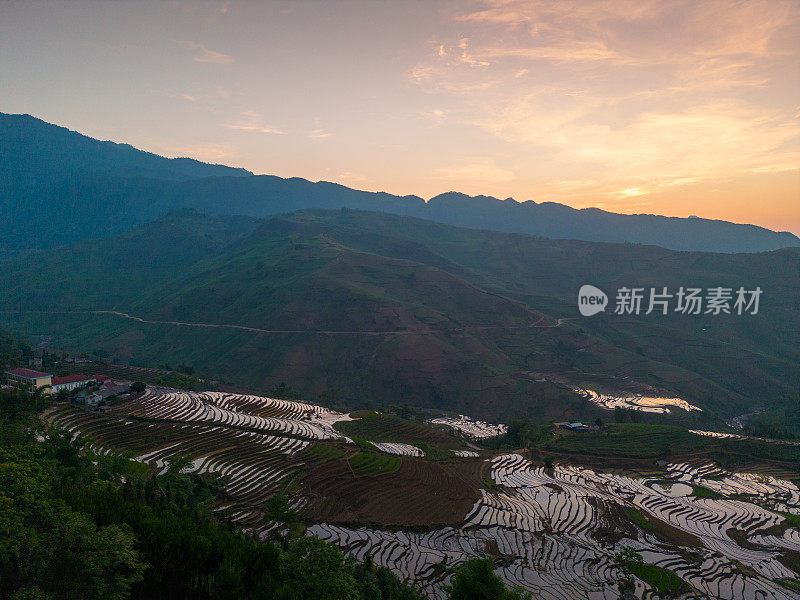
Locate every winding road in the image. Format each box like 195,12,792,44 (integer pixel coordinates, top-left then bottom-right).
2,309,575,336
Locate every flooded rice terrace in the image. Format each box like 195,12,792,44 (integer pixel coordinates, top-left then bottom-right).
310,454,800,599
48,388,799,599
571,387,703,414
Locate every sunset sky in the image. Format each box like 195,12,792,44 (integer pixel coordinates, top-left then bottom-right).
2,0,798,233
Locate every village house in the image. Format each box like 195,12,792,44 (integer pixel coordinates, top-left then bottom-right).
5,368,52,390
82,381,131,407
50,374,96,394
552,421,590,432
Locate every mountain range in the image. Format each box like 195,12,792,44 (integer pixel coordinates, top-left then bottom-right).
2,111,798,424
3,208,797,424
2,112,798,254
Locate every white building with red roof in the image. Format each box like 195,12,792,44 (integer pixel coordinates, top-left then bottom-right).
5,368,53,389
50,374,96,394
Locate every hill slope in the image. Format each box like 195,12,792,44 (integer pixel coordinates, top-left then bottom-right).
0,113,252,249
2,112,797,253
2,210,796,423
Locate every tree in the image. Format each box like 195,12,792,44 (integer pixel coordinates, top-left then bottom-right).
281,537,360,600
0,447,145,600
616,546,643,566
265,493,298,525
164,454,193,474
0,383,430,600
45,511,146,600
615,546,642,599
391,405,413,421
445,559,530,600
506,418,532,449
271,382,302,400
130,381,146,395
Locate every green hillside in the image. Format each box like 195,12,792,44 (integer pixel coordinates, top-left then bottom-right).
2,209,797,425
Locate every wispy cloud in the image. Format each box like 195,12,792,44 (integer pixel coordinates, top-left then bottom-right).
169,92,196,102
408,0,800,208
309,129,331,139
225,110,286,135
415,0,799,92
419,108,448,120
183,41,234,64
309,117,331,139
338,171,368,184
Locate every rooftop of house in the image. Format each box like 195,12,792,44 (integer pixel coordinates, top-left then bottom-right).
91,383,130,399
51,374,95,386
6,367,52,379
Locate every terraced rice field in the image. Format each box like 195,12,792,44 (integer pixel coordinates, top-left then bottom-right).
312,454,800,599
46,386,800,599
124,387,352,440
47,387,484,528
572,387,702,414
45,386,358,530
300,452,486,527
335,412,465,449
348,451,402,475
453,450,479,458
429,415,507,439
49,405,308,507
370,442,425,457
690,429,800,446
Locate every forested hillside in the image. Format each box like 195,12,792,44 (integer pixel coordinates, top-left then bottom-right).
3,210,796,425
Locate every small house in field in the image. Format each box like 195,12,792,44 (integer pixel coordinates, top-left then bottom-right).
85,382,131,407
5,368,52,390
50,374,96,394
567,422,589,432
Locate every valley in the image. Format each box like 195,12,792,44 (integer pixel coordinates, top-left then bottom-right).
2,113,798,599
4,4,800,598
3,209,798,430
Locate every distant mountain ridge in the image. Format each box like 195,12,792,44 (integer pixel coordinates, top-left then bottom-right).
418,191,800,253
2,111,798,253
0,113,252,186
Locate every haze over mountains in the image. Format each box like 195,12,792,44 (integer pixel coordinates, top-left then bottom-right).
3,112,798,254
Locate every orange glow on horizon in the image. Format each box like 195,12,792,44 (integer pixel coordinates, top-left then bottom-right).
2,0,798,233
